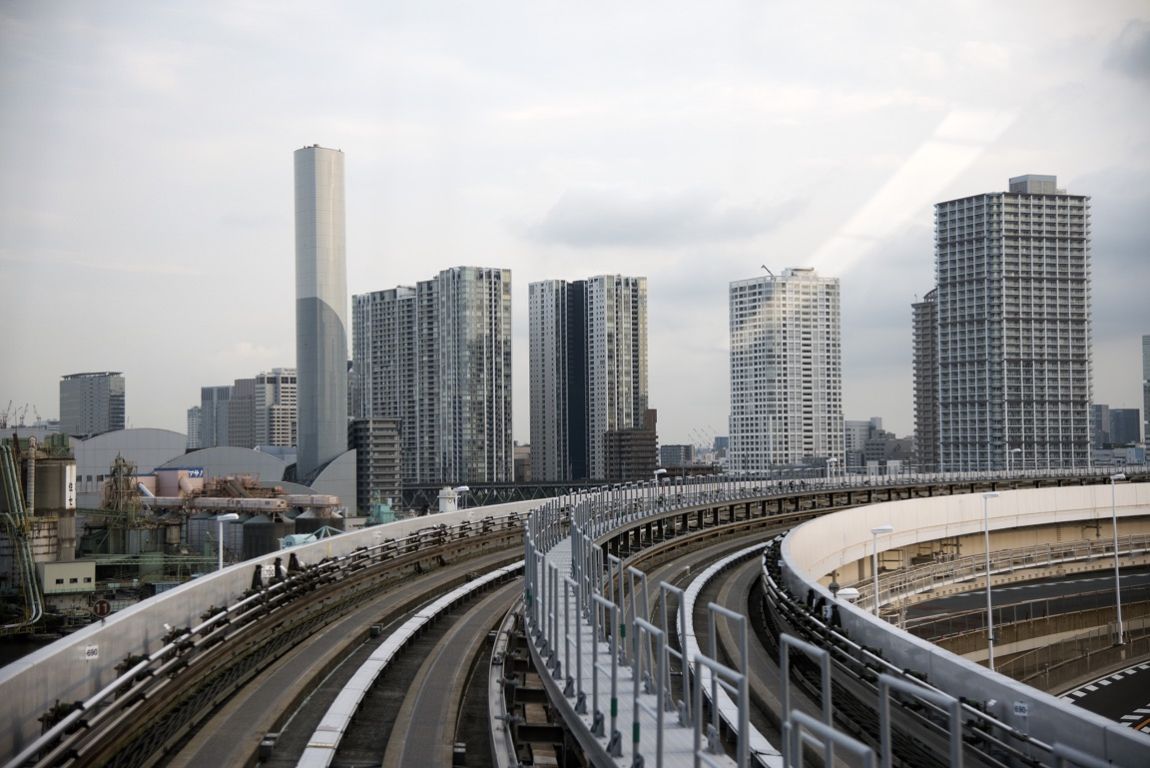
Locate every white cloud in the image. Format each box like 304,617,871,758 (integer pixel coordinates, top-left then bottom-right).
0,1,1146,443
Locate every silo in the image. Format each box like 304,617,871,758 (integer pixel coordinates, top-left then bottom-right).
187,512,214,555
293,510,321,536
243,515,276,560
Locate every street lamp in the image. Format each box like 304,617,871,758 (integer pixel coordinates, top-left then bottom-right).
1009,448,1021,474
826,457,838,482
870,524,894,616
216,513,239,571
1110,473,1127,645
981,492,1000,670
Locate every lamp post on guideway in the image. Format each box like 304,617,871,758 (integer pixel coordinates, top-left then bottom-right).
1111,472,1127,645
827,456,838,483
1009,448,1021,474
871,524,894,616
982,491,1000,671
216,513,239,571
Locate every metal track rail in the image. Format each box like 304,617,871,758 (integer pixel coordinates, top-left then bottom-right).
297,561,522,767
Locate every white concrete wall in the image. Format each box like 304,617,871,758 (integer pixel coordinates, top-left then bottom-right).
786,483,1150,583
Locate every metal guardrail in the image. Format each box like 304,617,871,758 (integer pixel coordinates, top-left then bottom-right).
525,478,761,766
862,533,1150,612
679,543,781,766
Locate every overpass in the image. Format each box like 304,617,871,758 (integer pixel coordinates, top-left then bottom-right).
3,470,1149,766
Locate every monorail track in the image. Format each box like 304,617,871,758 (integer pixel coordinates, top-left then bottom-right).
20,473,1138,768
19,524,522,768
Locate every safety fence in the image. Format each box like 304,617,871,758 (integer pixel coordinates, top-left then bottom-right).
863,533,1150,613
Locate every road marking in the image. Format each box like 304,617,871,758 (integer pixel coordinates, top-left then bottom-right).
1085,684,1098,692
1071,690,1087,698
1098,679,1111,686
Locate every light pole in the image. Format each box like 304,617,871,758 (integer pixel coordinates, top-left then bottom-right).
826,457,838,483
1009,448,1021,474
216,513,239,571
1110,472,1127,645
870,524,894,616
982,492,1000,670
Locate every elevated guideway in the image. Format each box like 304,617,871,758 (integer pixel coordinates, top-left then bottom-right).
524,468,1150,767
775,480,1150,766
5,468,1149,767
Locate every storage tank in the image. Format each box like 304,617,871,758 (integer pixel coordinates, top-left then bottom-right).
242,515,294,559
187,512,214,554
294,510,344,535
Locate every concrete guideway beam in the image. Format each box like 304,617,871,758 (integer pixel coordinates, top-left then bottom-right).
779,481,1150,766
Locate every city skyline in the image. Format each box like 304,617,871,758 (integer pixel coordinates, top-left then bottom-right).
2,3,1148,444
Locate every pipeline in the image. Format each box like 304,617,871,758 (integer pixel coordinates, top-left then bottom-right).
0,443,44,632
25,436,35,517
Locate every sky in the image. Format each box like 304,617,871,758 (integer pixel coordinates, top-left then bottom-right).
2,1,1149,445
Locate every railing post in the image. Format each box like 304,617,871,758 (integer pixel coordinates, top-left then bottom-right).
878,673,961,768
780,633,834,767
659,581,691,724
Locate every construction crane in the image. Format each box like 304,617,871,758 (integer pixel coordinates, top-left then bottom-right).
0,401,11,429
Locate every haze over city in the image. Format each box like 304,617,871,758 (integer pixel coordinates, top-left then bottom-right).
2,1,1148,444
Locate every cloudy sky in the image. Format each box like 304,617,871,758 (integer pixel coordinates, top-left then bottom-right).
2,1,1148,445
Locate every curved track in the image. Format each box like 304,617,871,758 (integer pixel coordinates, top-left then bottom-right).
27,473,1143,767
170,549,519,767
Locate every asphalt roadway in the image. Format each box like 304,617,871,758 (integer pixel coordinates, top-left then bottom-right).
907,568,1150,619
1062,661,1150,736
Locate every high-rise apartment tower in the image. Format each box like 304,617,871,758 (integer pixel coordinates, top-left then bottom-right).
1143,335,1149,447
529,275,648,481
294,145,348,479
59,372,125,438
199,385,232,448
934,175,1091,471
352,267,512,485
729,268,843,470
912,289,939,471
